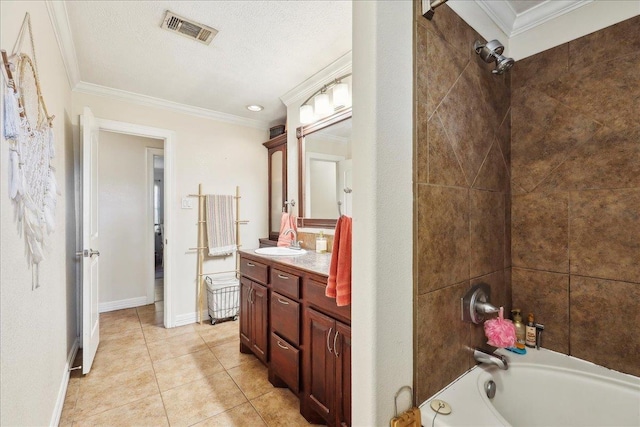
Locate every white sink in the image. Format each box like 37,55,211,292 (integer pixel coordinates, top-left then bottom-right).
254,247,307,256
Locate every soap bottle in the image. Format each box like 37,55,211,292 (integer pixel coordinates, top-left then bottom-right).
525,312,536,348
315,231,327,253
511,309,526,350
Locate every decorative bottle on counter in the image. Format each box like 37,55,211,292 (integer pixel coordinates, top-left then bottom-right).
511,309,526,350
315,231,327,253
525,312,536,348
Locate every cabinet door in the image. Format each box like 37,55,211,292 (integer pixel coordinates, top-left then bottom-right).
239,277,252,349
335,322,352,427
304,308,336,421
251,282,269,363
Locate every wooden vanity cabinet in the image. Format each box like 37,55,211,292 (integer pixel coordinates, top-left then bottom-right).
239,258,269,364
301,277,351,427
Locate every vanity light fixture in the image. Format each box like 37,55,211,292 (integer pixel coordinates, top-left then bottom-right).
299,73,351,124
246,104,264,112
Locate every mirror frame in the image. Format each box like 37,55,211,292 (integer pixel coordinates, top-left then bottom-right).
297,107,352,228
264,133,288,240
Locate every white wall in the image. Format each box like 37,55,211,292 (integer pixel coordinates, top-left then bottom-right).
352,1,414,425
71,92,268,325
98,131,163,308
0,2,76,425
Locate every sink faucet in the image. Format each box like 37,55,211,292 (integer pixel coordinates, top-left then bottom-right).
282,228,302,249
474,348,508,370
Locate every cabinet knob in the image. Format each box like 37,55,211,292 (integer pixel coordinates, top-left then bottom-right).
334,331,340,358
247,262,255,267
277,298,290,305
277,274,289,280
277,340,289,350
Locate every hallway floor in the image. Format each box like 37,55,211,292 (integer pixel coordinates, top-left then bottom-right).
60,302,321,426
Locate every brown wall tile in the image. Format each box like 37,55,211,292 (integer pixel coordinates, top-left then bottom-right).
469,270,509,357
570,276,640,377
473,140,508,192
416,102,429,184
537,126,640,192
568,15,640,72
511,192,569,273
416,281,470,402
570,189,640,283
511,87,601,192
428,113,467,187
422,4,473,61
417,185,469,294
511,44,569,90
470,190,505,278
511,268,569,354
437,65,496,184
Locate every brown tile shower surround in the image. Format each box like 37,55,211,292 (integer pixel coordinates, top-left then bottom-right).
414,4,640,403
510,14,640,378
413,3,511,402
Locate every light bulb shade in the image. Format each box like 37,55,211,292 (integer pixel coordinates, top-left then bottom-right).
299,104,314,124
314,92,332,117
332,82,349,108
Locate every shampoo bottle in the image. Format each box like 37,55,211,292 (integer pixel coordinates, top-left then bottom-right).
525,312,536,348
315,231,327,253
511,309,526,350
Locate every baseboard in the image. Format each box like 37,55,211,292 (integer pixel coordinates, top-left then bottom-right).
51,337,79,427
174,310,209,327
99,296,148,313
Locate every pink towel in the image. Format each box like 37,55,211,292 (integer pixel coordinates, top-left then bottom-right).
277,213,298,247
326,216,352,306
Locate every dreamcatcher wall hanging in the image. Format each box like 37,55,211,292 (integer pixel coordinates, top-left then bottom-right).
2,13,58,288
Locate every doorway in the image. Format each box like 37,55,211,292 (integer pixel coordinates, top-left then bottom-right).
89,117,176,327
149,149,164,304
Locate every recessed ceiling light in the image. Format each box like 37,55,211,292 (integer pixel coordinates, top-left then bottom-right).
246,105,264,112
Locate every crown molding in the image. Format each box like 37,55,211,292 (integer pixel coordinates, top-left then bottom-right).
476,0,594,37
74,81,269,130
46,0,81,88
280,51,352,107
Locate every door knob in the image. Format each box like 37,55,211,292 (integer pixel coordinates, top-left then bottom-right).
76,249,100,258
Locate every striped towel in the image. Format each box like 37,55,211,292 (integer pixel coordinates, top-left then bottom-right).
205,195,236,257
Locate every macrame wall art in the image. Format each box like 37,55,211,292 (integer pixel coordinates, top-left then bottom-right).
2,13,57,288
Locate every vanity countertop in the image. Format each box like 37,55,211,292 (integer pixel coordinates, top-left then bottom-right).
240,248,332,277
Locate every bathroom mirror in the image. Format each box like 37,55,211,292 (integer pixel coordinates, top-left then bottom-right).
264,134,287,240
297,108,352,228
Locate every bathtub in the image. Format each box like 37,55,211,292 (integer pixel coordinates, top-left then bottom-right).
420,348,640,427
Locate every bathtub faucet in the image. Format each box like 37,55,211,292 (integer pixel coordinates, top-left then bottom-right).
474,348,509,370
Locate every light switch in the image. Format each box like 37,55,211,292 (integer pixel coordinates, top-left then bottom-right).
181,197,193,209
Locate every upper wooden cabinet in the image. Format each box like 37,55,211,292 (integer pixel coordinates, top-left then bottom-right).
264,134,287,241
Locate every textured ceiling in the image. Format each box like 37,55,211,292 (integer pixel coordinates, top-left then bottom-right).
65,1,352,125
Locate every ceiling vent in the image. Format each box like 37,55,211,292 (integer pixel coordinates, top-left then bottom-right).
161,11,218,45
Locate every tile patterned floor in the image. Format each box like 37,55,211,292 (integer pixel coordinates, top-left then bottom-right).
60,302,323,426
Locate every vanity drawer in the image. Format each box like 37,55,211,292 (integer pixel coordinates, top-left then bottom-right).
304,278,351,322
270,332,299,393
239,257,268,284
270,292,300,346
270,268,300,299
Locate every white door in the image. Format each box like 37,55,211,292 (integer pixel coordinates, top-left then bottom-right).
81,107,100,374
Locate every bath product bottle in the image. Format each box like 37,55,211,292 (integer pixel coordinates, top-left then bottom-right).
511,309,526,350
315,231,327,253
526,312,536,348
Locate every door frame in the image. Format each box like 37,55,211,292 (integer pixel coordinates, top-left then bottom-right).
93,118,176,327
147,147,164,305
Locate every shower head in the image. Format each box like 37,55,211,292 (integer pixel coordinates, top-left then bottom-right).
474,40,515,75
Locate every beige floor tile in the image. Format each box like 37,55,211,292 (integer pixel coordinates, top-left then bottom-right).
99,327,146,351
146,331,208,362
153,348,225,392
210,339,254,370
89,343,152,378
139,310,164,327
227,358,274,400
137,301,164,315
73,394,168,427
199,320,239,348
143,323,195,343
74,365,159,420
161,371,247,426
100,314,142,338
194,402,267,427
251,389,320,427
100,308,137,322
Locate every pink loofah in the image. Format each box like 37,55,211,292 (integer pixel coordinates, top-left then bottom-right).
484,307,516,348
